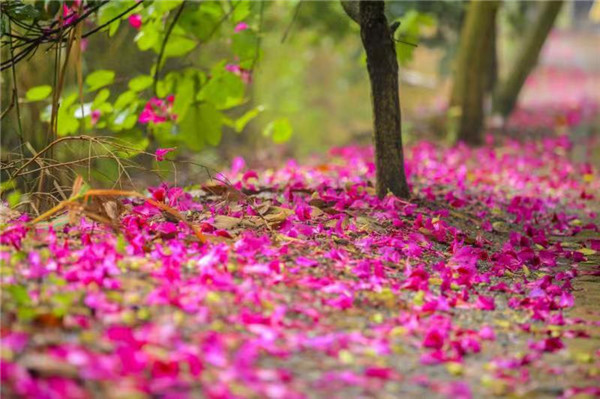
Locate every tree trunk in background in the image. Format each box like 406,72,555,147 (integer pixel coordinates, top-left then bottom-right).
450,0,499,145
484,20,498,96
356,0,410,198
493,1,564,117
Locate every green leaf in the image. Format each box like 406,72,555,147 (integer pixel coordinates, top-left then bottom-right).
172,76,195,120
135,25,159,50
115,129,149,157
86,70,115,92
163,36,197,58
178,103,223,149
112,108,138,131
155,0,183,13
185,3,222,41
96,102,114,115
123,114,139,130
48,274,67,287
6,285,30,307
393,10,435,66
97,1,136,36
199,67,245,110
235,106,264,133
395,42,415,66
7,190,21,208
17,308,36,321
128,75,154,92
232,30,257,64
264,118,293,143
200,104,224,146
93,158,120,184
6,2,40,20
114,90,138,111
25,85,52,101
116,234,128,253
156,72,178,98
51,292,77,317
92,89,111,108
57,93,79,136
232,1,251,23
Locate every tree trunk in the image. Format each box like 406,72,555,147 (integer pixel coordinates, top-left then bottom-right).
484,20,498,95
450,0,499,145
357,0,410,198
493,1,563,117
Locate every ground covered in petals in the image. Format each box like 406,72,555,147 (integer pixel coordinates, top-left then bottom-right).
2,133,600,398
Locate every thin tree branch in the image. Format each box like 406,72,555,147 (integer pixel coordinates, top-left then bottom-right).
281,0,303,44
82,1,143,39
153,2,186,95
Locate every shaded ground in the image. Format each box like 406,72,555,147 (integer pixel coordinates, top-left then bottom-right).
1,134,599,398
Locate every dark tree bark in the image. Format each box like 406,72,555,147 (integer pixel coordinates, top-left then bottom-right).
449,0,499,146
493,1,564,116
349,0,410,198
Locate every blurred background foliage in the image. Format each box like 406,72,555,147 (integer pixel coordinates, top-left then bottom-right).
1,0,599,209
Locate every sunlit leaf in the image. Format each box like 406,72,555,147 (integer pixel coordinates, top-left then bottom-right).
155,0,183,13
128,75,154,92
264,117,293,143
6,284,30,306
163,36,197,58
135,23,159,50
7,190,21,208
232,1,251,23
92,89,111,108
114,91,138,111
86,70,115,92
25,85,52,101
57,93,79,136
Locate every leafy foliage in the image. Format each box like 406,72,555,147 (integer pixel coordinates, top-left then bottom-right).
3,0,291,168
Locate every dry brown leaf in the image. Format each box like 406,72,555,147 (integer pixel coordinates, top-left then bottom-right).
20,353,79,378
325,216,348,230
204,235,234,244
310,206,325,217
0,202,20,225
241,217,263,228
70,175,84,199
308,198,334,209
492,221,510,233
264,206,294,222
201,183,244,202
255,202,271,215
103,201,120,222
213,215,242,230
33,312,63,328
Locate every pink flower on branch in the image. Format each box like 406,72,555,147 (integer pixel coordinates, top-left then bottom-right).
128,14,143,30
90,110,101,126
155,148,176,162
62,3,79,26
225,64,252,84
234,22,249,33
139,96,177,125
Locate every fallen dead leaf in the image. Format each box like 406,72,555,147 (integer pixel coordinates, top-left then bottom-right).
213,215,242,230
20,353,79,378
